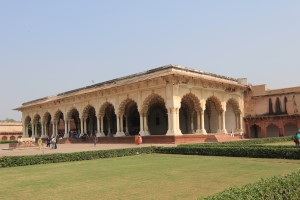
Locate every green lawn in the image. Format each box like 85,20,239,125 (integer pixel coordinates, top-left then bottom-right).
1,154,300,200
263,141,295,146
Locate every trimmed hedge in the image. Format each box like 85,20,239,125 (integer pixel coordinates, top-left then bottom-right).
0,147,155,168
155,146,300,159
179,136,294,148
201,170,300,200
0,140,17,144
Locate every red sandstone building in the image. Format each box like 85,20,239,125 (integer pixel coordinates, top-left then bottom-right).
244,85,300,138
0,121,22,141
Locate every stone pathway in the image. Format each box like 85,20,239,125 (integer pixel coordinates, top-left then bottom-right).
0,143,177,157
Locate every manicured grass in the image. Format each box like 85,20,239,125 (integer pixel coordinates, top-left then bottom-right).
1,154,300,200
263,141,295,146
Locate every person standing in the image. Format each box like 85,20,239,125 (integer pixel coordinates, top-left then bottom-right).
239,131,243,139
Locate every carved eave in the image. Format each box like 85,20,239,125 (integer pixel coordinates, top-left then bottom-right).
16,64,249,111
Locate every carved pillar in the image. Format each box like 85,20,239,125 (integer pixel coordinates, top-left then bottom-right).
98,116,105,137
190,112,194,133
125,116,129,134
83,118,87,134
31,124,35,138
120,115,124,132
222,111,227,133
239,113,243,131
80,118,83,134
63,120,69,138
23,124,27,137
52,122,55,137
139,114,145,136
116,115,125,136
167,107,182,135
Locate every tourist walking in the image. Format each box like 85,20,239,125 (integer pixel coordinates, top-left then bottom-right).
294,130,300,147
46,137,51,148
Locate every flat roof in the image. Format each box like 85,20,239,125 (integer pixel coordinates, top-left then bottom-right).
18,64,246,108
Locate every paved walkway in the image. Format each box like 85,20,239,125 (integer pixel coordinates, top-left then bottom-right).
0,143,177,157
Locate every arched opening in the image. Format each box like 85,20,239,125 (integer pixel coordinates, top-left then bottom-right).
119,99,140,136
267,124,279,137
225,99,240,132
43,112,52,138
82,105,97,136
284,123,297,136
24,116,32,137
33,114,42,138
101,103,117,136
179,93,200,134
54,111,65,138
10,136,16,141
67,108,80,138
141,94,168,135
250,124,262,138
205,97,222,133
2,136,7,141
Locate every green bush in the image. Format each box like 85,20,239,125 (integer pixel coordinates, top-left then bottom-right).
0,140,17,144
0,147,155,168
155,146,300,159
201,170,300,200
179,136,294,148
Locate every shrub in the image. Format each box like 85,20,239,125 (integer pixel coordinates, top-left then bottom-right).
201,170,300,200
179,136,294,148
155,146,300,159
0,140,17,144
0,147,155,168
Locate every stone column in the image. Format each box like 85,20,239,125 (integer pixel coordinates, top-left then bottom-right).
55,123,58,137
116,115,125,136
139,114,145,136
83,118,87,134
52,123,55,137
41,124,46,138
100,116,105,136
167,107,182,135
235,113,239,130
190,112,194,133
125,116,129,134
120,115,124,133
239,113,243,131
45,123,48,137
217,113,222,133
201,110,207,134
31,124,35,138
222,111,227,133
96,117,101,137
80,118,83,135
23,124,27,137
64,120,68,138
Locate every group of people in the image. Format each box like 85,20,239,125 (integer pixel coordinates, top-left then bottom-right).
46,136,58,149
294,130,300,147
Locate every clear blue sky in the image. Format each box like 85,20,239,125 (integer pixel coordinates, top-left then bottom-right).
1,0,299,121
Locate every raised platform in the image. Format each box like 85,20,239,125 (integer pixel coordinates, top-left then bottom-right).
59,134,241,144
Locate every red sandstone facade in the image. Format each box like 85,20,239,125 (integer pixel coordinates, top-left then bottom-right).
244,85,300,138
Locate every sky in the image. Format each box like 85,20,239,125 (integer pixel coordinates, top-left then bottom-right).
0,0,299,121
